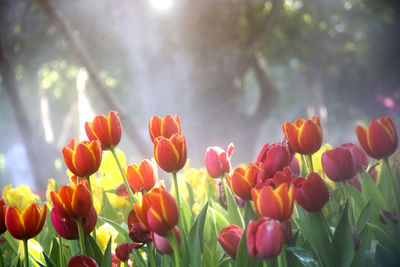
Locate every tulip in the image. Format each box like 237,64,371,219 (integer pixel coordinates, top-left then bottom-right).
153,134,187,173
355,116,398,159
255,142,291,177
321,146,357,182
0,199,6,235
267,167,293,189
342,143,368,171
149,114,182,143
288,156,300,177
127,209,151,244
281,220,292,244
205,143,234,178
379,210,398,225
252,183,294,221
115,183,137,198
247,217,283,259
51,206,97,240
124,159,157,192
218,225,243,260
51,183,92,220
282,116,323,155
85,111,122,150
291,172,329,212
62,139,102,177
227,164,265,201
133,186,178,236
68,255,98,267
5,202,47,240
115,243,136,262
152,226,181,255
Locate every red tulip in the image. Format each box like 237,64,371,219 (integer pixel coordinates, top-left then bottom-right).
342,143,368,171
127,209,151,244
68,255,98,267
115,243,136,262
124,159,157,192
51,183,92,220
149,114,182,143
133,186,178,236
204,143,234,178
267,167,293,189
255,142,291,177
247,217,283,259
62,139,102,177
282,116,323,155
322,146,357,182
0,199,6,235
227,164,265,201
152,226,181,255
355,116,398,159
116,183,137,198
280,220,292,244
153,134,187,173
218,225,243,260
51,206,97,240
85,111,122,150
252,183,294,221
291,172,329,212
5,203,47,240
288,156,300,177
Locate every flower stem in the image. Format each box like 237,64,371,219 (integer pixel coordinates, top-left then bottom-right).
111,149,136,203
0,245,4,267
172,172,181,208
301,155,311,176
307,154,314,173
166,231,181,267
383,158,400,231
172,172,188,233
59,235,63,267
76,218,87,255
277,245,287,267
147,242,156,267
23,239,29,267
86,176,97,240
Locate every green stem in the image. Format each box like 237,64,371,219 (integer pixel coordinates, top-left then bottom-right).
23,239,29,267
172,172,181,209
76,219,87,255
277,245,287,267
59,235,63,267
86,176,97,239
383,158,400,231
307,154,314,173
147,242,156,267
263,260,271,267
0,245,4,267
111,149,136,203
172,172,189,234
317,210,333,242
301,155,311,176
166,231,181,267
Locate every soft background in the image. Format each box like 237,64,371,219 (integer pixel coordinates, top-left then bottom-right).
0,0,399,192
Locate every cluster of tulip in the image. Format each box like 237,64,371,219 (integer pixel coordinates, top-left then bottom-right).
0,111,399,267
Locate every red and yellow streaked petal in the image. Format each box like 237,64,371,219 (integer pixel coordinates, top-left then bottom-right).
147,207,169,236
5,206,25,239
258,186,283,220
159,189,178,228
71,184,92,218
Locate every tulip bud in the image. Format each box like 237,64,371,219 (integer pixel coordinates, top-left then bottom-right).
125,159,157,192
115,243,135,262
0,199,6,235
342,143,368,171
152,226,181,255
282,116,323,155
218,225,244,260
355,116,398,159
321,146,357,182
281,220,292,244
149,114,182,143
153,134,187,173
288,156,300,177
247,217,283,259
116,183,137,198
255,142,291,177
291,173,330,212
85,111,122,150
205,143,234,178
228,164,264,201
68,255,98,267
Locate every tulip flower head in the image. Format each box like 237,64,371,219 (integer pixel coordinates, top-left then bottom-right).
205,143,234,178
218,225,244,260
85,111,122,150
153,133,187,173
62,139,102,177
149,114,182,143
133,186,179,236
51,183,93,220
342,143,368,171
247,217,283,259
282,116,323,155
321,146,357,182
255,142,291,177
252,183,294,221
127,209,151,245
115,243,136,262
152,226,181,255
0,199,6,235
291,172,330,212
124,159,157,192
5,202,47,240
355,116,398,159
227,163,265,201
68,255,99,267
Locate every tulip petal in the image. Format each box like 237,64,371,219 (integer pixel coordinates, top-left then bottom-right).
159,190,178,228
147,207,169,236
5,206,25,240
71,184,92,218
298,120,323,155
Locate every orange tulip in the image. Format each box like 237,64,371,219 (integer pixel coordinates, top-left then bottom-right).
124,159,157,192
85,111,122,150
355,116,398,159
5,202,47,240
149,114,182,143
282,116,323,155
133,186,178,236
252,183,294,221
62,139,102,177
51,184,92,220
227,164,265,201
153,134,187,173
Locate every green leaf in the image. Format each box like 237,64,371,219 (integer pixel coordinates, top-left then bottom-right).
367,223,397,251
345,182,365,211
234,227,262,267
286,247,319,267
85,234,104,265
102,190,122,221
375,244,400,267
132,249,146,267
243,202,258,225
224,185,244,228
360,172,387,211
355,201,373,232
100,238,112,267
352,226,370,267
186,181,196,208
42,252,57,267
48,236,61,267
179,191,192,234
332,203,354,267
98,216,130,242
188,202,209,267
202,243,216,267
